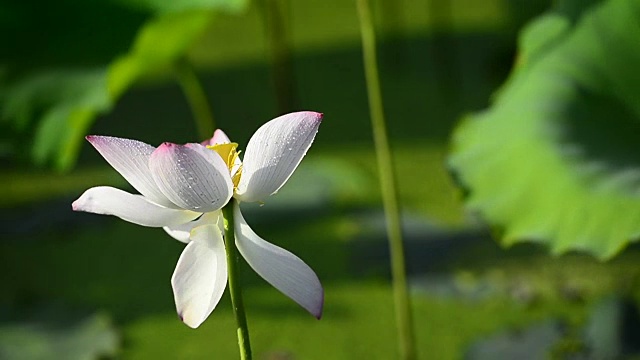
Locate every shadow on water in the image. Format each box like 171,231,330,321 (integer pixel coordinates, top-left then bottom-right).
0,195,490,323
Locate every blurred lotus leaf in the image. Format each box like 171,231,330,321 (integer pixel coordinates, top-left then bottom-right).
448,0,640,259
0,0,247,171
0,306,118,360
116,0,246,13
465,320,566,360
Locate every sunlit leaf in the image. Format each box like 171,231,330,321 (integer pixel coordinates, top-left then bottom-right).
108,11,214,98
449,0,640,259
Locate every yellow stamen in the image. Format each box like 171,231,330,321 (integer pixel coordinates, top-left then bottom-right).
207,143,243,188
208,143,237,168
231,164,243,188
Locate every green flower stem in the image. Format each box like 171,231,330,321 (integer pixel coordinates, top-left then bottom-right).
356,0,417,359
174,58,216,139
260,0,297,113
222,201,252,360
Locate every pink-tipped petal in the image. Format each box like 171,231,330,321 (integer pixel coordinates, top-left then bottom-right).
149,143,233,213
72,186,200,227
163,211,221,243
211,129,231,145
86,136,176,208
233,203,324,318
235,111,323,203
172,224,228,328
201,129,231,146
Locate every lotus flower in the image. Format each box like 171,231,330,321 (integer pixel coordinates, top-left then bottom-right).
73,112,324,328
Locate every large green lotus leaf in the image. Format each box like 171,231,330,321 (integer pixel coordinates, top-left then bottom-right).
1,0,246,171
448,0,640,260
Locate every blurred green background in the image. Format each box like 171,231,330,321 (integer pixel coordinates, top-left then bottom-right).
3,0,640,358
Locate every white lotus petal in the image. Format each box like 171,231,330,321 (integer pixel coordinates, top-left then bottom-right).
163,211,220,243
72,186,200,227
172,224,228,328
86,135,176,208
149,142,233,213
236,111,323,202
234,203,323,318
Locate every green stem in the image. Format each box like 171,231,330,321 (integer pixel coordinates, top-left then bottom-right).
222,201,252,360
174,58,216,139
355,0,417,359
260,0,297,113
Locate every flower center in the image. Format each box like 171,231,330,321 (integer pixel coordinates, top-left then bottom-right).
208,143,242,188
